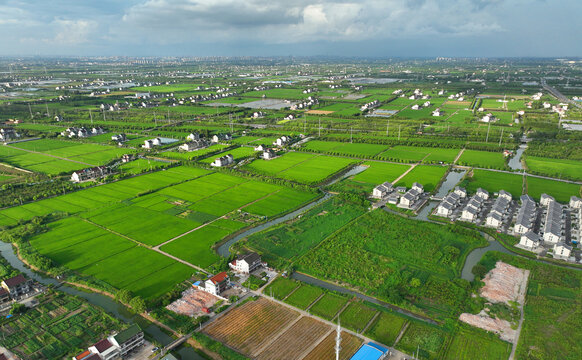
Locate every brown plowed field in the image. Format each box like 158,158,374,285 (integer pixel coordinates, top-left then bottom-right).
257,316,331,360
203,297,300,355
303,330,363,360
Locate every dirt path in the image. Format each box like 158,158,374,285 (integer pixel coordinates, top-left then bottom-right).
391,163,417,185
454,148,465,164
392,322,410,347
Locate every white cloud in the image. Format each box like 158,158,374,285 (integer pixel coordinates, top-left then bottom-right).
118,0,505,44
52,19,97,45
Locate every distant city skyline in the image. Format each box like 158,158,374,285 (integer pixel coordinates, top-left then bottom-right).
1,0,580,57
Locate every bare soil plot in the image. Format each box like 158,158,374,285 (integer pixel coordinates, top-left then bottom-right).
303,330,363,360
166,288,220,317
256,316,331,360
203,298,300,355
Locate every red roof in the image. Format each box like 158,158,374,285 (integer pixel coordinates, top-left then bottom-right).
93,339,113,353
75,350,92,360
0,288,9,297
3,274,27,288
210,271,228,284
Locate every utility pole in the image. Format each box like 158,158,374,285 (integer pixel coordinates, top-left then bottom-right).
318,117,321,137
398,125,401,140
28,104,33,119
386,119,389,136
485,122,491,143
103,110,106,122
350,127,353,143
89,109,93,125
45,103,50,118
499,128,504,147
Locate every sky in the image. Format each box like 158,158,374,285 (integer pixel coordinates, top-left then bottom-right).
0,0,580,57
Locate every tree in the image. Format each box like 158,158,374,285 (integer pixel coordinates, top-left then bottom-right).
129,296,147,313
10,303,27,315
409,278,421,288
115,289,133,304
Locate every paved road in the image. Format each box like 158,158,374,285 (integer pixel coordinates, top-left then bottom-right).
542,79,582,110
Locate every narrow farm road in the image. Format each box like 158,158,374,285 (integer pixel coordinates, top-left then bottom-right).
453,148,465,164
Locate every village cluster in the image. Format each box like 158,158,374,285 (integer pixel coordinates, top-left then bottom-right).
433,187,580,261
372,181,429,211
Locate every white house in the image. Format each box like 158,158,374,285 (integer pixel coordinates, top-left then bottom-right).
111,133,126,142
432,108,443,116
454,187,467,198
412,182,424,193
461,207,478,222
553,243,572,259
498,190,512,202
186,133,201,141
399,189,419,208
372,182,394,199
481,113,496,123
411,104,420,110
476,188,490,200
211,154,234,167
569,196,582,209
212,134,232,143
88,339,120,360
436,201,454,217
143,139,154,149
262,149,276,160
204,272,229,296
0,128,20,142
540,193,555,207
273,136,289,147
254,144,266,151
519,231,541,249
485,212,503,228
229,253,262,274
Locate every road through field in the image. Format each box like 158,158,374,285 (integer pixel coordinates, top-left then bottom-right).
4,144,95,166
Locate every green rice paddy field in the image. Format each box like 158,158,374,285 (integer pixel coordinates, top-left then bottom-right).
525,156,582,181
394,165,447,192
4,165,317,298
457,150,507,169
466,169,581,202
29,217,193,299
245,152,355,184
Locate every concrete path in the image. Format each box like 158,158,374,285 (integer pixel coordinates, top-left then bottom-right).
391,163,417,185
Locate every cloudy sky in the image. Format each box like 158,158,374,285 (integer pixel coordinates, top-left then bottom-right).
0,0,580,57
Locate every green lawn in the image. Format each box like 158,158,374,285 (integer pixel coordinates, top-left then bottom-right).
444,327,511,360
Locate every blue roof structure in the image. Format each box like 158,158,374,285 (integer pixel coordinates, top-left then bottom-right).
349,343,387,360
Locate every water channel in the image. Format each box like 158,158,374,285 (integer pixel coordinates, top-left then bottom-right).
217,165,368,257
508,144,527,170
0,241,205,359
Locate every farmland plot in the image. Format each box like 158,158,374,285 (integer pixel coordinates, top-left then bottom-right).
302,331,362,360
457,150,507,169
256,316,331,360
203,298,300,355
394,165,447,192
